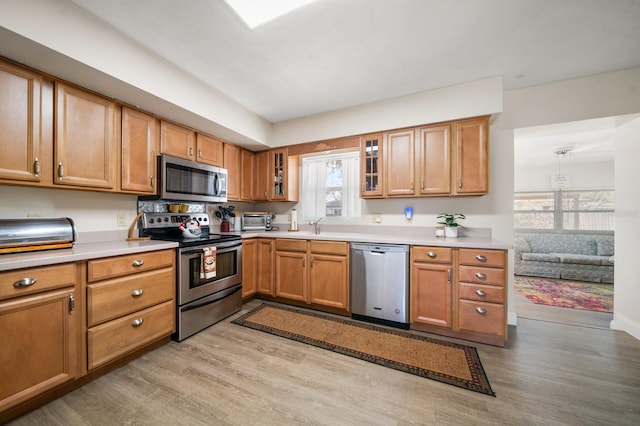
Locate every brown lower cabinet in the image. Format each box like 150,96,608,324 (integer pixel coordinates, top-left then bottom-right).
0,249,175,423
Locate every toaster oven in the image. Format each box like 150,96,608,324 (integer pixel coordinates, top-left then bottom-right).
241,213,272,231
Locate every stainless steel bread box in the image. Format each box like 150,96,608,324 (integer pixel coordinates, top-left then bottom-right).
0,218,76,254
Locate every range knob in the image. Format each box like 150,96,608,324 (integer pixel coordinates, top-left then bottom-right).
149,218,155,224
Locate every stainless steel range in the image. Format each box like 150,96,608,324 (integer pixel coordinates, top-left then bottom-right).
139,212,242,341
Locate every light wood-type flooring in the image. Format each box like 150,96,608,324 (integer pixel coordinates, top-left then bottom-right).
8,298,640,426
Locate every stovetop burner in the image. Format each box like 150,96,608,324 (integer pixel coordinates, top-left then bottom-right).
138,212,241,247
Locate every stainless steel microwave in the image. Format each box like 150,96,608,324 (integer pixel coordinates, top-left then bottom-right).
149,154,227,203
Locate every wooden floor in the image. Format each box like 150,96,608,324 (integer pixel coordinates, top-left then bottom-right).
9,299,640,426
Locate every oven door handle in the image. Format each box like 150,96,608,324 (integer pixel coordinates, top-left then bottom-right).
181,242,241,256
180,284,242,312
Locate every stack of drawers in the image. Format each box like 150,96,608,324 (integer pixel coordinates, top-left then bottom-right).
457,248,506,340
86,249,175,369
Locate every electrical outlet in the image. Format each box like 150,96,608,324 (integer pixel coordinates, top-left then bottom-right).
117,213,127,227
372,213,382,224
27,212,43,218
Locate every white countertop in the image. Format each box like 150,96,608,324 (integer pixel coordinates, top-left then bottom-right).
0,240,178,271
235,229,511,250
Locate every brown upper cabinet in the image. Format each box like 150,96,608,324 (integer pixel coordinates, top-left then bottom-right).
195,133,224,167
0,61,47,184
359,133,384,198
452,117,489,195
364,116,489,199
240,148,255,201
160,120,196,160
55,82,119,190
224,142,241,201
253,150,270,201
121,107,159,194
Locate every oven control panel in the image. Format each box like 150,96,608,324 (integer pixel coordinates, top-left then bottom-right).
140,213,210,229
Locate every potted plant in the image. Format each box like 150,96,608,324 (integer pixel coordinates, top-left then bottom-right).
436,213,465,238
215,205,235,232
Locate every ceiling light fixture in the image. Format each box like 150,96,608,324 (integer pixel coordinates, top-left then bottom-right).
224,0,317,29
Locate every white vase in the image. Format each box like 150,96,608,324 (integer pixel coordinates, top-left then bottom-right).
444,226,458,238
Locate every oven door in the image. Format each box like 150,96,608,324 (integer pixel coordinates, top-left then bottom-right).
178,240,242,306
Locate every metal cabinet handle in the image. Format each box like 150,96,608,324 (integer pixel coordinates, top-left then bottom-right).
427,251,437,258
150,176,154,187
447,268,451,284
132,289,144,297
132,318,144,327
410,181,414,191
302,258,305,268
458,178,462,189
14,277,37,287
189,147,193,157
475,289,487,297
69,293,75,314
198,149,202,158
475,307,487,315
132,259,144,267
420,179,424,190
476,255,487,262
475,272,487,280
34,157,40,177
311,257,314,267
269,242,272,252
57,162,64,180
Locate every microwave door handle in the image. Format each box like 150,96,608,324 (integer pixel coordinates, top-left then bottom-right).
213,174,221,196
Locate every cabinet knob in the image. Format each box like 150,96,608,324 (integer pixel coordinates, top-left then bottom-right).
131,318,144,327
14,277,37,287
475,272,487,280
34,157,40,177
475,289,487,297
57,162,64,180
475,255,487,262
132,259,144,267
131,289,144,297
189,147,194,157
475,307,487,315
427,251,437,258
69,293,75,314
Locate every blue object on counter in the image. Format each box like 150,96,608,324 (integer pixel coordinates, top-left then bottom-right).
404,207,413,220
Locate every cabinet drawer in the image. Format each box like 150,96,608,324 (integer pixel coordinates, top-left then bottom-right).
459,248,505,268
0,263,76,301
275,239,307,252
459,265,505,286
310,240,347,256
87,268,174,327
88,249,174,282
459,282,505,304
412,246,452,263
87,300,174,369
458,299,505,338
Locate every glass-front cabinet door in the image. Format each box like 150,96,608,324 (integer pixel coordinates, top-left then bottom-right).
360,133,384,198
271,148,287,200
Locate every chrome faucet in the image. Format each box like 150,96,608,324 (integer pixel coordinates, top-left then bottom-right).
310,217,324,234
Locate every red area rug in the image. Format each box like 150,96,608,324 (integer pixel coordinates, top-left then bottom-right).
514,276,613,313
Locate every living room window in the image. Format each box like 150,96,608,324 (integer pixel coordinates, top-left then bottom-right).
300,151,361,221
515,190,614,231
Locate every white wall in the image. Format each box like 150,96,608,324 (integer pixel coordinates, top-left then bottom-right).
612,117,640,340
515,161,614,192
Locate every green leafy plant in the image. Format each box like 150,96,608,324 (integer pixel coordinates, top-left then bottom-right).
436,213,466,228
215,205,235,222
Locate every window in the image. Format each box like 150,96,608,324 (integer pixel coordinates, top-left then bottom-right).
301,151,361,220
515,190,614,231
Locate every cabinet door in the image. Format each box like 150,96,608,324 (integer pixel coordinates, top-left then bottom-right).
242,239,257,298
196,133,223,166
360,133,384,198
270,149,287,200
309,253,348,310
0,288,77,412
275,250,307,301
240,149,254,201
257,239,275,295
417,124,451,195
160,120,195,160
121,107,158,193
253,151,270,201
0,62,43,183
453,117,489,195
224,143,241,201
386,129,415,196
55,83,118,189
410,262,452,328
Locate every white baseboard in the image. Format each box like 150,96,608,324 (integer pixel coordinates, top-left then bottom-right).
508,310,518,326
610,313,640,341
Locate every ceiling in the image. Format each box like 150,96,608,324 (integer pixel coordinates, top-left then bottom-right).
68,0,640,124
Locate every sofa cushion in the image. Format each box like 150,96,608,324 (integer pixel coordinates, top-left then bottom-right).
521,253,561,263
597,239,615,256
556,253,606,266
526,234,597,255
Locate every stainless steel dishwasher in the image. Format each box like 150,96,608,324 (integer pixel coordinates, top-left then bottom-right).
350,243,410,329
